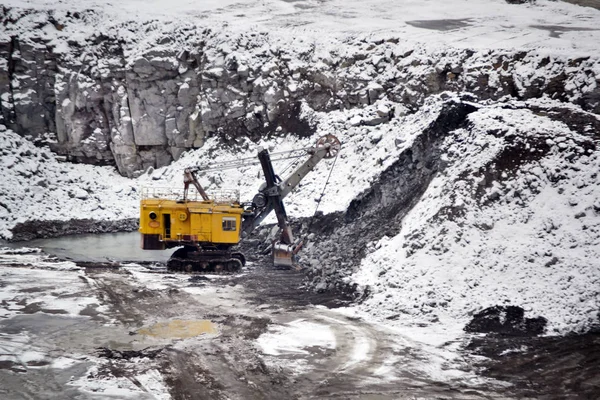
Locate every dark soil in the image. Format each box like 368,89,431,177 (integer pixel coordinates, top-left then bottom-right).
465,305,547,336
97,347,163,360
235,233,355,309
9,218,139,241
560,0,600,11
233,257,354,309
467,332,600,398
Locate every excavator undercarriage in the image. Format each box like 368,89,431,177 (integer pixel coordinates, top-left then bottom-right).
166,246,246,273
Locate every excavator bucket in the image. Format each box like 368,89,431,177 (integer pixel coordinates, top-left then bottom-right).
273,242,294,267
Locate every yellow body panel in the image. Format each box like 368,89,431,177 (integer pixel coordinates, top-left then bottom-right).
139,199,244,249
189,213,212,242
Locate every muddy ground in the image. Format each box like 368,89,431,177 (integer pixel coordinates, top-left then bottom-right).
468,332,600,398
561,0,600,10
0,245,598,399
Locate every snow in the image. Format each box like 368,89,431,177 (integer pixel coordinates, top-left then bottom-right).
0,129,139,240
51,356,80,369
0,247,108,318
70,364,171,400
3,0,600,54
256,318,336,356
348,102,600,337
314,314,370,372
0,247,81,271
256,317,337,376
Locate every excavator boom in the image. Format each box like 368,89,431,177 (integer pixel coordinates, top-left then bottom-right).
241,134,340,266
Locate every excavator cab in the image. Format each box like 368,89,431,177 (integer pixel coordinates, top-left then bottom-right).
139,189,244,250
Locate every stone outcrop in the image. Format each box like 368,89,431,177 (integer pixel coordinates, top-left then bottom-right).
1,8,599,177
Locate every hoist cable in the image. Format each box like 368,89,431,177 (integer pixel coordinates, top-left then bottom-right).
277,157,299,177
189,146,313,173
306,151,339,234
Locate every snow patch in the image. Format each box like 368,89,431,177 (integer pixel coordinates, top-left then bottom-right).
256,319,336,356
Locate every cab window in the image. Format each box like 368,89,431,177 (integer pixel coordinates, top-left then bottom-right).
222,217,236,231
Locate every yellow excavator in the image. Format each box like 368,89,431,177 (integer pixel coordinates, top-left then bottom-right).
139,134,341,272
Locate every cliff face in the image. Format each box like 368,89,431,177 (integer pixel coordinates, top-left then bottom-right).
1,8,599,178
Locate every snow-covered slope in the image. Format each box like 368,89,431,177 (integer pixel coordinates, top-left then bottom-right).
347,99,599,337
0,127,138,239
3,0,600,53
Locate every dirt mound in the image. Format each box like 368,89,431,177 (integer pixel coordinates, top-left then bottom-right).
303,99,478,292
465,306,547,336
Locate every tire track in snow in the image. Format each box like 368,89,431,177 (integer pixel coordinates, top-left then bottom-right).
314,314,378,374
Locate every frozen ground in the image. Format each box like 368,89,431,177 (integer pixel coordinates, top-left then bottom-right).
1,243,597,398
3,0,600,54
0,247,514,399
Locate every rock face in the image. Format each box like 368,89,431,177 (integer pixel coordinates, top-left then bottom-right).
1,8,599,177
465,306,547,336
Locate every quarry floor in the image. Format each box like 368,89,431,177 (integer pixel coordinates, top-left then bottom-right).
0,233,598,399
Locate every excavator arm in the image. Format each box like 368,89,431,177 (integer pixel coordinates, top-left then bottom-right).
242,134,341,265
141,134,340,272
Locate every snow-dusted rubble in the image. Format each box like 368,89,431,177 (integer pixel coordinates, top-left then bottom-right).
71,364,170,400
347,100,600,336
0,127,138,239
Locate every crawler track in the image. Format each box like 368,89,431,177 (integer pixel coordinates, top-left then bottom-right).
166,247,245,273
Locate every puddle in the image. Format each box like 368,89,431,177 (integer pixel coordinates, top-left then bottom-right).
406,18,472,31
529,24,599,38
0,314,137,351
138,319,217,338
5,231,175,262
0,313,86,335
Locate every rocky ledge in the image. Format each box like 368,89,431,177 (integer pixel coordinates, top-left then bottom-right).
1,7,599,177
